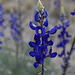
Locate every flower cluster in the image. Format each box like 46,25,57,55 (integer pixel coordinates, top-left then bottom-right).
29,0,57,68
71,9,75,16
56,7,71,68
9,13,20,42
0,4,5,50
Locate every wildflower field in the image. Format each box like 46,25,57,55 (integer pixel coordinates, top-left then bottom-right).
0,0,75,75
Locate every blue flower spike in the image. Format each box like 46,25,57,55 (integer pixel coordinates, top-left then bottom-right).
29,0,57,68
0,4,5,50
56,6,73,73
9,13,21,41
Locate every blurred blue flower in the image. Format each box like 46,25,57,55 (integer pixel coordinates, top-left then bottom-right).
58,50,65,57
56,8,72,69
0,4,5,50
0,4,5,27
59,13,66,21
9,13,20,41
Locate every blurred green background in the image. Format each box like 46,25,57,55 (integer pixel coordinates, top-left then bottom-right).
0,0,75,75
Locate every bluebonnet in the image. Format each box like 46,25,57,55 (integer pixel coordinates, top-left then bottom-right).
71,9,75,16
9,13,20,41
0,4,5,50
29,0,57,68
56,7,71,69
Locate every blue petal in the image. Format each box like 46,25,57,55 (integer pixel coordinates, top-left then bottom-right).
41,27,46,36
56,43,63,48
58,50,65,57
66,32,71,38
57,24,62,29
34,34,41,45
14,28,20,35
29,41,35,47
42,45,48,54
66,34,71,38
35,55,43,64
34,62,39,68
43,54,46,58
61,65,64,69
29,51,35,57
44,10,48,18
58,34,63,39
43,34,49,44
47,40,53,45
29,21,36,30
39,57,43,64
34,12,40,22
49,25,57,34
49,52,57,58
44,17,48,27
35,26,41,35
58,54,63,57
71,12,75,15
38,45,48,55
64,19,70,28
64,39,69,44
35,26,46,36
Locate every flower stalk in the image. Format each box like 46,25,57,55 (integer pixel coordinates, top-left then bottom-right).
62,37,75,75
29,0,57,75
56,6,75,75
